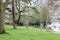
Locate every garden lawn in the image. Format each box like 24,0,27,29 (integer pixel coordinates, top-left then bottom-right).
0,25,60,40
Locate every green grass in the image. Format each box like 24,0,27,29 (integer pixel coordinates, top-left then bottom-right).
0,25,60,40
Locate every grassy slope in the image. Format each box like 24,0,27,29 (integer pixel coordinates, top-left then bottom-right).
0,25,60,40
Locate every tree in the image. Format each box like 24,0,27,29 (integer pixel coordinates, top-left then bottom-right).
40,5,51,29
0,0,10,34
21,0,32,28
12,0,16,29
47,0,60,22
15,0,21,24
0,0,6,34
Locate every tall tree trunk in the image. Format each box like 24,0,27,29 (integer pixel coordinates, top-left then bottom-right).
17,0,21,24
15,0,21,24
0,0,6,34
16,0,21,24
12,0,16,29
16,12,21,24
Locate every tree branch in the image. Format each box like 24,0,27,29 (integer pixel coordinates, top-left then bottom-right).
5,0,12,7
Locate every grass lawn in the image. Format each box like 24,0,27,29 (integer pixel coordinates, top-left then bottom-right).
0,25,60,40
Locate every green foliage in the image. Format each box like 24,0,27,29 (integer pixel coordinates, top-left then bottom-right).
20,6,41,24
31,7,40,14
21,0,32,3
0,26,60,40
6,8,10,10
22,6,41,15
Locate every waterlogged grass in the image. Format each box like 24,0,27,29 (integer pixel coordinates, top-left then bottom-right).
0,25,60,40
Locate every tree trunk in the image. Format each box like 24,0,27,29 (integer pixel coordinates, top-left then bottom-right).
0,0,6,34
40,23,43,29
15,0,21,25
12,0,16,29
17,0,21,24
